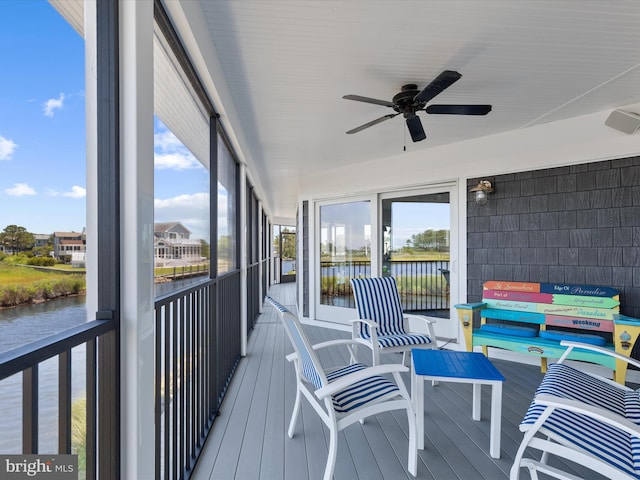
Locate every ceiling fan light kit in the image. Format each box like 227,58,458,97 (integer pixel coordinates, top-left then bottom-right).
343,70,492,142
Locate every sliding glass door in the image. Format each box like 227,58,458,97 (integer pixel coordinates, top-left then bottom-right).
313,187,458,339
316,199,374,322
381,187,458,340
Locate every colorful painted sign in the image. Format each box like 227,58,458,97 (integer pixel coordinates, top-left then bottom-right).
536,304,616,320
540,283,619,298
484,299,538,313
483,290,553,304
545,314,614,333
482,308,546,324
483,281,540,292
552,294,619,310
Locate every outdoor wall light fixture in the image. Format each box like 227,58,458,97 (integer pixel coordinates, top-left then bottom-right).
470,180,494,206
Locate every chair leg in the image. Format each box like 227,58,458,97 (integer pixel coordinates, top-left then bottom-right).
323,425,339,480
288,382,302,438
406,402,417,476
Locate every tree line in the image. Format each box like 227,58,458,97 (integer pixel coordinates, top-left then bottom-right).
0,225,47,255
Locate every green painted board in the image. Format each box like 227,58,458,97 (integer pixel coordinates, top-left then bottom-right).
552,294,619,309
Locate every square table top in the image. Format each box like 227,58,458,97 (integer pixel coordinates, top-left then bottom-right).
412,349,505,382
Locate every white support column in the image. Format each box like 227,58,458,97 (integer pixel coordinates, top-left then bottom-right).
84,0,98,321
258,200,263,312
240,163,248,356
119,1,155,478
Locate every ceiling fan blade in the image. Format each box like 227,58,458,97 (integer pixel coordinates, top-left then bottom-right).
426,104,492,115
346,113,399,134
413,70,462,104
343,94,394,107
405,115,426,142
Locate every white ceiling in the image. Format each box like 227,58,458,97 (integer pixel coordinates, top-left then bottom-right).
179,2,640,221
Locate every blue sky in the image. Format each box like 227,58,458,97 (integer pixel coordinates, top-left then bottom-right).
0,1,210,240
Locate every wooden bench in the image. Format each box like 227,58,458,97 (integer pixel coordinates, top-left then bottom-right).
455,281,640,384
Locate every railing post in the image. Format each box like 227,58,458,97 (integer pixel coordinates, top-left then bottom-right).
59,350,72,453
22,365,38,454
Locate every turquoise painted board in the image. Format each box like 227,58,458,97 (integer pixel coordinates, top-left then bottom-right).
481,308,545,324
472,332,616,369
483,299,538,313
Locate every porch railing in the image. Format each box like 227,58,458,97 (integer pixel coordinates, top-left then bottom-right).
320,260,450,312
154,271,241,480
0,319,118,480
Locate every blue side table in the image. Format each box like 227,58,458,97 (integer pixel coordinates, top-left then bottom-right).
411,349,505,458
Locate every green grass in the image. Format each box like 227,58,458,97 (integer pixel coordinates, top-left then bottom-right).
0,263,85,307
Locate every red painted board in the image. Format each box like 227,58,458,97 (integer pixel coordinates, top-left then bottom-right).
483,290,553,303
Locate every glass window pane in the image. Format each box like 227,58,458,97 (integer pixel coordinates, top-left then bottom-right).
381,192,450,317
319,201,370,307
217,136,237,274
154,117,210,295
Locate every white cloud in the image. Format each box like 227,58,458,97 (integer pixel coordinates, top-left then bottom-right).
43,93,65,117
0,136,17,160
154,125,203,170
155,192,209,209
5,183,36,196
155,192,210,240
62,185,86,198
154,152,201,170
154,129,183,152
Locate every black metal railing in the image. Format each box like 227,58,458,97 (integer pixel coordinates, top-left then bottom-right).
0,319,117,480
154,272,241,480
247,262,260,332
320,260,450,312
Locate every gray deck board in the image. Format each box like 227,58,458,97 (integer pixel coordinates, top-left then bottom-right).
192,284,609,480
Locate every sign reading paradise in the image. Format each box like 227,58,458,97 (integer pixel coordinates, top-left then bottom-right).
482,281,621,332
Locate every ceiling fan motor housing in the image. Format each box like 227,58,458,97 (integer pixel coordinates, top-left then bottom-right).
392,84,426,115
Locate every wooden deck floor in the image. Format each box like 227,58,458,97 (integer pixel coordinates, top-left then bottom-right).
192,284,605,480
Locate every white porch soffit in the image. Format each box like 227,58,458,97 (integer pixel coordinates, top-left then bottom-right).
49,0,211,169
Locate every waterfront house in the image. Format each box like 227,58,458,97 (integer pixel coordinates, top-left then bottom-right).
3,2,640,479
153,221,204,266
52,230,86,261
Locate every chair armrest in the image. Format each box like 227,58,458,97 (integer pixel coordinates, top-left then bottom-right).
404,313,437,325
349,319,380,344
534,393,640,437
558,340,640,370
314,364,409,399
349,318,379,330
404,313,438,342
285,339,363,362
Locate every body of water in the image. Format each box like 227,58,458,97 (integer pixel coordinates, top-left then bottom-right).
0,296,87,454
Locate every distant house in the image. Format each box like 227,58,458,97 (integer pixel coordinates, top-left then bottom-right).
33,234,51,249
154,222,203,265
53,230,86,261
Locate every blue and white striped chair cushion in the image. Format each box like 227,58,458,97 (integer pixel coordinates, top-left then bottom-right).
376,333,433,348
521,363,640,478
326,363,400,413
351,277,410,338
266,296,325,389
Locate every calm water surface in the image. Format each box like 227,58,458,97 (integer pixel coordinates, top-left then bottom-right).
0,296,87,453
0,279,198,453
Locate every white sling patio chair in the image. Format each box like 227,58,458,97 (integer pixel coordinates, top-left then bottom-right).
350,277,438,366
511,341,640,480
266,296,417,480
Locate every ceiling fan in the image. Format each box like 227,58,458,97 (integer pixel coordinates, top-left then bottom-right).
343,70,492,142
